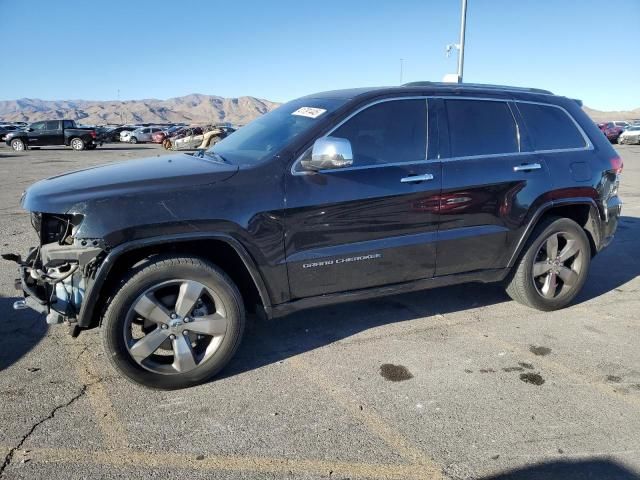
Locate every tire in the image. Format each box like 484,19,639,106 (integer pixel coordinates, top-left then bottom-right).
102,255,245,389
11,138,25,151
130,137,138,144
505,217,591,311
70,137,85,151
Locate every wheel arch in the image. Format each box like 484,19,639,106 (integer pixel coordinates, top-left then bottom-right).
507,198,602,268
78,234,272,329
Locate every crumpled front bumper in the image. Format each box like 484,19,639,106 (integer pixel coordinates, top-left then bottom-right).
14,249,49,315
14,242,103,325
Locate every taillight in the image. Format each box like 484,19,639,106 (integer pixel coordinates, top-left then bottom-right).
90,131,97,138
610,156,623,174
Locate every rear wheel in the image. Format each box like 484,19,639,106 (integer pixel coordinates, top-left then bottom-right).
70,137,85,151
102,256,245,389
11,138,25,151
505,217,591,311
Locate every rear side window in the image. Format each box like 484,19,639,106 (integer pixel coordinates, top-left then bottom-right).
517,103,586,151
332,99,427,166
63,120,74,129
445,99,518,157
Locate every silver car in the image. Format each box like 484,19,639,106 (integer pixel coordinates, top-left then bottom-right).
128,126,164,144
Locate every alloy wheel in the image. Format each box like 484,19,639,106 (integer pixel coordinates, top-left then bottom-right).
124,279,229,375
532,231,584,299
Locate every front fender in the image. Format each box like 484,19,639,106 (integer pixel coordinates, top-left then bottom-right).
76,232,273,328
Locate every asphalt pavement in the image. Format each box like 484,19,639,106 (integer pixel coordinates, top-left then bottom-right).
1,142,639,480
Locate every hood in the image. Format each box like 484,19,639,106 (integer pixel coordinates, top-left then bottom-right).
22,153,238,213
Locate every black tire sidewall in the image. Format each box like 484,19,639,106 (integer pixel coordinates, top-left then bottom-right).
102,257,245,389
519,218,591,311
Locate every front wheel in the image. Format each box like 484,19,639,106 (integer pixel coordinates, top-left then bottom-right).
102,256,245,389
11,138,25,151
505,217,591,311
130,137,138,144
70,137,85,151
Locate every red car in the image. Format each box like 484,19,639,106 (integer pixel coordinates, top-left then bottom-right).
598,122,624,143
151,126,182,144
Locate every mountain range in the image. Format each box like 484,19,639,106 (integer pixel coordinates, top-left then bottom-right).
0,94,281,125
0,94,637,125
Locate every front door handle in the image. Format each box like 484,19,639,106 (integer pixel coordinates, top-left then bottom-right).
400,173,434,183
513,163,542,172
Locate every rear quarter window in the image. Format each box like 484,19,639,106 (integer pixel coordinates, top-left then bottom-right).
445,99,518,158
518,103,586,151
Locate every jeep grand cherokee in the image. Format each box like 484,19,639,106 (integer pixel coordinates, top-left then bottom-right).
12,82,623,389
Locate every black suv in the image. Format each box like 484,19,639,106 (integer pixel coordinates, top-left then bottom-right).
12,83,623,389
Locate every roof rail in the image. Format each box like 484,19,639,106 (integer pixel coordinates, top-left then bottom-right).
402,81,553,95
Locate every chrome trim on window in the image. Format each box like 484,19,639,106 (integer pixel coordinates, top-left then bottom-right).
290,95,594,176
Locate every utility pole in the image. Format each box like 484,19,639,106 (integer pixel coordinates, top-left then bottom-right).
444,0,468,83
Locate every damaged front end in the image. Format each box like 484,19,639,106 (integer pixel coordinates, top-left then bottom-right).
12,212,104,327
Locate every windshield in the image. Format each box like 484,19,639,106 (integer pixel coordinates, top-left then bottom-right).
208,97,347,165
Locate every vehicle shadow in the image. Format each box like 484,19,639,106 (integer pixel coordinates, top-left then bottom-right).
479,458,640,479
0,296,48,372
222,281,509,379
223,215,640,380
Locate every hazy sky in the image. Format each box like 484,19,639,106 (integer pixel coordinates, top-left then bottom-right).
1,0,638,110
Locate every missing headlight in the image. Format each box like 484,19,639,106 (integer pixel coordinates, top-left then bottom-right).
35,213,83,245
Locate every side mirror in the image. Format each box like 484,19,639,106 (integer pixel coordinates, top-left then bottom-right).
303,136,354,171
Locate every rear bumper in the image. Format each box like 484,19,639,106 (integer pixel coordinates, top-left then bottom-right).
600,195,622,250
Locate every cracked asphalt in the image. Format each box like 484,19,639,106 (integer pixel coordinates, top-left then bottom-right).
1,143,639,479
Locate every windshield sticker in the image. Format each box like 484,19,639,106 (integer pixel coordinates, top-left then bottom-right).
291,107,327,119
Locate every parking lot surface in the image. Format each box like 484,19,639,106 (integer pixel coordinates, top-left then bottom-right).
1,143,639,479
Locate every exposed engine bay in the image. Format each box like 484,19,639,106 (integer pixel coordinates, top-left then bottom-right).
9,212,104,326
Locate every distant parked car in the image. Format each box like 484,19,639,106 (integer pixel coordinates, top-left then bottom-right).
4,120,98,151
618,126,640,145
99,126,137,142
598,122,624,143
125,126,165,144
0,124,21,141
151,126,181,144
611,121,631,129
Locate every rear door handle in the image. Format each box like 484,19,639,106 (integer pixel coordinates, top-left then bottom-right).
513,163,542,172
400,173,434,183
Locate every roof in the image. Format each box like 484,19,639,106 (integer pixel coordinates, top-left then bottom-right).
303,82,557,102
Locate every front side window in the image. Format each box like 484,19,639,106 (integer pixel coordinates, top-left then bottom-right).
30,122,45,131
517,102,586,151
445,99,518,158
331,99,427,166
45,121,59,130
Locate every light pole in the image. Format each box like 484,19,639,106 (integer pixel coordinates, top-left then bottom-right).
457,0,468,82
444,0,468,83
